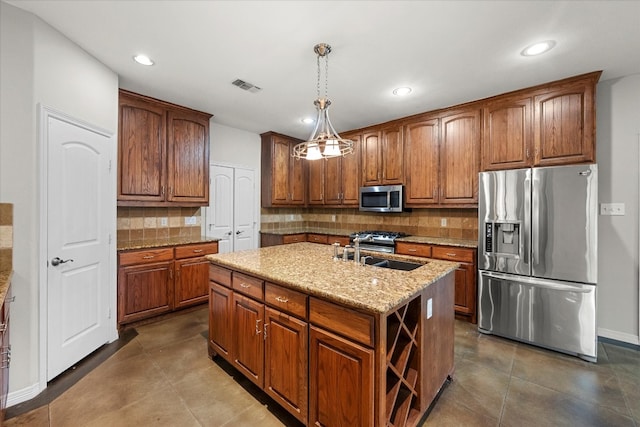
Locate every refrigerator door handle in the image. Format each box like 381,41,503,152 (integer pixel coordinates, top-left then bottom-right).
481,271,594,293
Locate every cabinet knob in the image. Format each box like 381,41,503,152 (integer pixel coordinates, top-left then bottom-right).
446,253,457,257
239,283,250,288
192,249,203,253
275,296,289,303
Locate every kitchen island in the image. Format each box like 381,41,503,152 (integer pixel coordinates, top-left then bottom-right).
206,242,457,427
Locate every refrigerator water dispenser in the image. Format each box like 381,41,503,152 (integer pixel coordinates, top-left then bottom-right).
485,222,520,256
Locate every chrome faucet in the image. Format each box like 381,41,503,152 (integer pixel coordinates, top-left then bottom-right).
352,234,373,264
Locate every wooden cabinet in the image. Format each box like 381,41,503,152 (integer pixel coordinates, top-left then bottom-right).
260,232,306,247
482,96,532,170
0,285,12,424
261,132,306,207
232,292,265,387
118,90,211,207
324,132,361,206
403,117,440,206
175,245,216,309
307,233,328,244
482,71,600,170
309,326,374,427
209,281,233,362
307,159,325,205
439,109,481,205
396,242,478,323
362,125,404,186
118,242,218,326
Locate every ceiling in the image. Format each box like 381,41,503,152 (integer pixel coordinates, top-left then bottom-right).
7,0,640,140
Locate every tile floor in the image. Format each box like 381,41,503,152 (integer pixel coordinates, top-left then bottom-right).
5,307,640,426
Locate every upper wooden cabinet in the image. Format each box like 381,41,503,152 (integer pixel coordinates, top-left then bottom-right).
261,132,306,207
362,124,403,186
403,116,439,205
118,90,211,206
482,71,600,170
440,108,481,205
324,132,361,206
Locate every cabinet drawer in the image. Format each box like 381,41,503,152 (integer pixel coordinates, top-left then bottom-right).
307,234,328,244
210,264,232,287
233,272,264,300
119,248,174,266
327,235,350,246
396,242,432,258
432,246,476,263
175,242,218,259
265,283,307,318
309,297,374,347
282,234,306,244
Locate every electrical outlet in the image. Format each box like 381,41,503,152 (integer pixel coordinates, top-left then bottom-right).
184,216,197,225
441,218,447,227
600,203,625,216
160,217,168,227
331,215,336,222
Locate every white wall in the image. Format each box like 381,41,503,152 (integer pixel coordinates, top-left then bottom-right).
597,73,640,344
0,1,119,404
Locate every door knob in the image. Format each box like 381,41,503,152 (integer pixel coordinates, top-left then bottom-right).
226,231,232,236
51,257,74,266
236,230,243,235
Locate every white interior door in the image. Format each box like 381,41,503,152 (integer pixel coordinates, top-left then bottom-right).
205,164,256,253
47,115,111,381
234,168,255,251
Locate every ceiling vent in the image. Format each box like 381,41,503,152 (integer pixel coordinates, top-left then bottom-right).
232,79,262,93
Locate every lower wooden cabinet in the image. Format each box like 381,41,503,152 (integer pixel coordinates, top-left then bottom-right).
232,293,265,387
0,285,12,424
209,282,233,361
117,242,218,326
261,232,350,248
309,325,374,427
397,242,477,323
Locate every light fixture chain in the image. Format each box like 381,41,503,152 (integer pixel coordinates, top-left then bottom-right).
324,50,329,98
316,54,321,99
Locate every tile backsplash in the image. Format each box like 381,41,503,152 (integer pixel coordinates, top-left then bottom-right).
117,207,202,242
261,207,478,240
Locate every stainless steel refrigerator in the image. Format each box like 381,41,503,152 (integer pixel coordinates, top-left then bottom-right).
478,164,598,361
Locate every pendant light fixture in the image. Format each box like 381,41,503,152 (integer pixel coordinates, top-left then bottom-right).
292,43,353,160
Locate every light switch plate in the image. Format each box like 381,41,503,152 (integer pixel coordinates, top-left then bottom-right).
427,298,433,319
600,203,625,216
160,217,168,226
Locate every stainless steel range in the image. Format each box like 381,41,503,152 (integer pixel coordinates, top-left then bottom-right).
349,230,408,254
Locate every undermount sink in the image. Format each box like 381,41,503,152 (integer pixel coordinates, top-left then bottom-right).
362,256,423,271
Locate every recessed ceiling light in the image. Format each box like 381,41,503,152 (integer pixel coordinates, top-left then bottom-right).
521,40,556,57
133,54,154,66
393,87,412,96
301,117,314,124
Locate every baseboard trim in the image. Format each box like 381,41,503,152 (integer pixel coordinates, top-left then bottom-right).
6,383,43,408
598,327,640,345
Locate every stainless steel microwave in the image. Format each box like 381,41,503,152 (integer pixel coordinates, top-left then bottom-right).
359,185,403,212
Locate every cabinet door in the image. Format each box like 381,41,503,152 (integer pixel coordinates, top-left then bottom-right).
341,133,361,206
324,155,342,205
270,136,292,204
381,125,404,184
453,263,477,323
289,150,306,205
166,109,210,204
361,130,381,186
404,118,439,206
308,159,325,205
174,257,209,309
440,109,480,205
264,307,308,424
232,293,265,388
483,97,532,170
209,281,233,362
118,95,166,203
117,261,173,325
309,326,374,427
534,80,596,166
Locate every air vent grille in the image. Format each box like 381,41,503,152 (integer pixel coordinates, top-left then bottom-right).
232,79,262,93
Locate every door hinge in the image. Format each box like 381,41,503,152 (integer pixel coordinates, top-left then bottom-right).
108,307,111,319
108,234,112,245
108,160,112,172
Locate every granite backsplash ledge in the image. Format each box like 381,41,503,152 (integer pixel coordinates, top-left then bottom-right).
261,207,478,240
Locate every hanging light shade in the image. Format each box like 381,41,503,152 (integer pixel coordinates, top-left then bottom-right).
292,43,353,160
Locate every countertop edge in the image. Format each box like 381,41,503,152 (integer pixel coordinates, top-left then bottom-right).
117,236,220,251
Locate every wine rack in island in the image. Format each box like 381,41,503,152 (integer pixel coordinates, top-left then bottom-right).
386,296,421,427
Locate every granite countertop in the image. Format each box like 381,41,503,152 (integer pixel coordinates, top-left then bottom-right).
260,228,352,237
118,236,219,251
205,242,458,314
396,235,478,249
0,269,13,306
261,228,477,249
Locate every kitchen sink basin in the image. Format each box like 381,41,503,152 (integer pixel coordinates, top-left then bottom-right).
362,256,423,271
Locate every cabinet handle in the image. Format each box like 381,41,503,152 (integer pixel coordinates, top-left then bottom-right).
142,255,155,259
263,323,269,340
239,283,250,288
275,296,289,303
446,253,457,257
0,323,6,333
192,249,203,253
169,268,173,280
161,186,165,196
255,319,262,335
526,148,530,159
